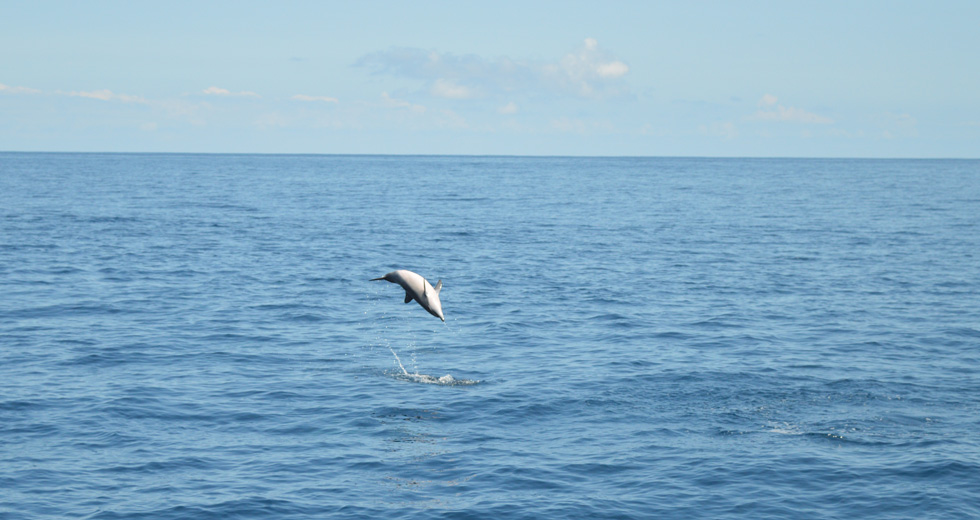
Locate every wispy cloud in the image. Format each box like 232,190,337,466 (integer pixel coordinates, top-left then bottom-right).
552,38,630,95
357,38,630,99
372,92,471,130
0,82,41,94
751,94,832,124
758,93,778,107
67,89,148,103
380,92,426,113
498,101,519,115
291,94,339,103
430,79,473,99
203,86,260,97
596,62,629,78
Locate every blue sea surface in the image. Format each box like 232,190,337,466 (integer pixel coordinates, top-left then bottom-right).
1,153,979,519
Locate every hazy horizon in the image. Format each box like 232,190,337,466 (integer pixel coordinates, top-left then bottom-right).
4,151,979,160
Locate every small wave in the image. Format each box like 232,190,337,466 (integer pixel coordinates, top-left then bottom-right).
767,425,804,436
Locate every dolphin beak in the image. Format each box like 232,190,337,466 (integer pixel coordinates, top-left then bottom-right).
370,277,385,281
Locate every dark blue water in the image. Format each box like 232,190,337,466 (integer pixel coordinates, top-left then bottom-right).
2,153,979,519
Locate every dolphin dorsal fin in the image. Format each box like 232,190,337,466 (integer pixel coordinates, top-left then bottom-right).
404,291,413,304
434,280,442,294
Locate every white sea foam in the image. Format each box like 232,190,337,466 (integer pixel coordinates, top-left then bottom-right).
388,346,478,386
766,422,803,435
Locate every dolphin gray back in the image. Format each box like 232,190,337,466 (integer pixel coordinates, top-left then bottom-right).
372,269,445,321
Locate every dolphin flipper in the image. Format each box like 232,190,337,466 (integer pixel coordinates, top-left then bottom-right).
434,280,442,294
404,292,413,304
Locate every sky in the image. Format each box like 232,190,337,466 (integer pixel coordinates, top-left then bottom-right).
2,1,979,157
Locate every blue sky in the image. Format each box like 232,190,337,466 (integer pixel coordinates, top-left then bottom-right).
2,1,978,157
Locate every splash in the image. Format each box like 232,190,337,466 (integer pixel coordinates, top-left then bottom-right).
388,345,410,375
387,346,478,386
766,422,803,435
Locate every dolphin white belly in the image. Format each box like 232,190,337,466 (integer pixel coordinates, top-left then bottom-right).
371,269,445,321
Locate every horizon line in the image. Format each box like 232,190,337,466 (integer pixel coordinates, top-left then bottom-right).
2,150,978,161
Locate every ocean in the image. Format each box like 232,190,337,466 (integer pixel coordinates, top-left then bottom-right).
1,153,978,519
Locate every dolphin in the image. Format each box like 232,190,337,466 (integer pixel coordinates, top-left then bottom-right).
371,269,445,322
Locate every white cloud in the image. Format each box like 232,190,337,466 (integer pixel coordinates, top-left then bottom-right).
381,92,426,113
430,79,473,99
0,83,41,94
751,95,832,124
755,106,833,124
357,38,630,99
67,89,147,103
596,61,629,78
71,89,114,101
553,38,631,95
292,94,339,103
203,86,260,97
498,101,519,115
203,86,230,95
759,93,778,107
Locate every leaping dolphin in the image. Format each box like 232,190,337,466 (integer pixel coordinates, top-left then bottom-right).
371,269,445,322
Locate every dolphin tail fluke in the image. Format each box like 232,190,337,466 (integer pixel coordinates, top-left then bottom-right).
434,280,442,294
